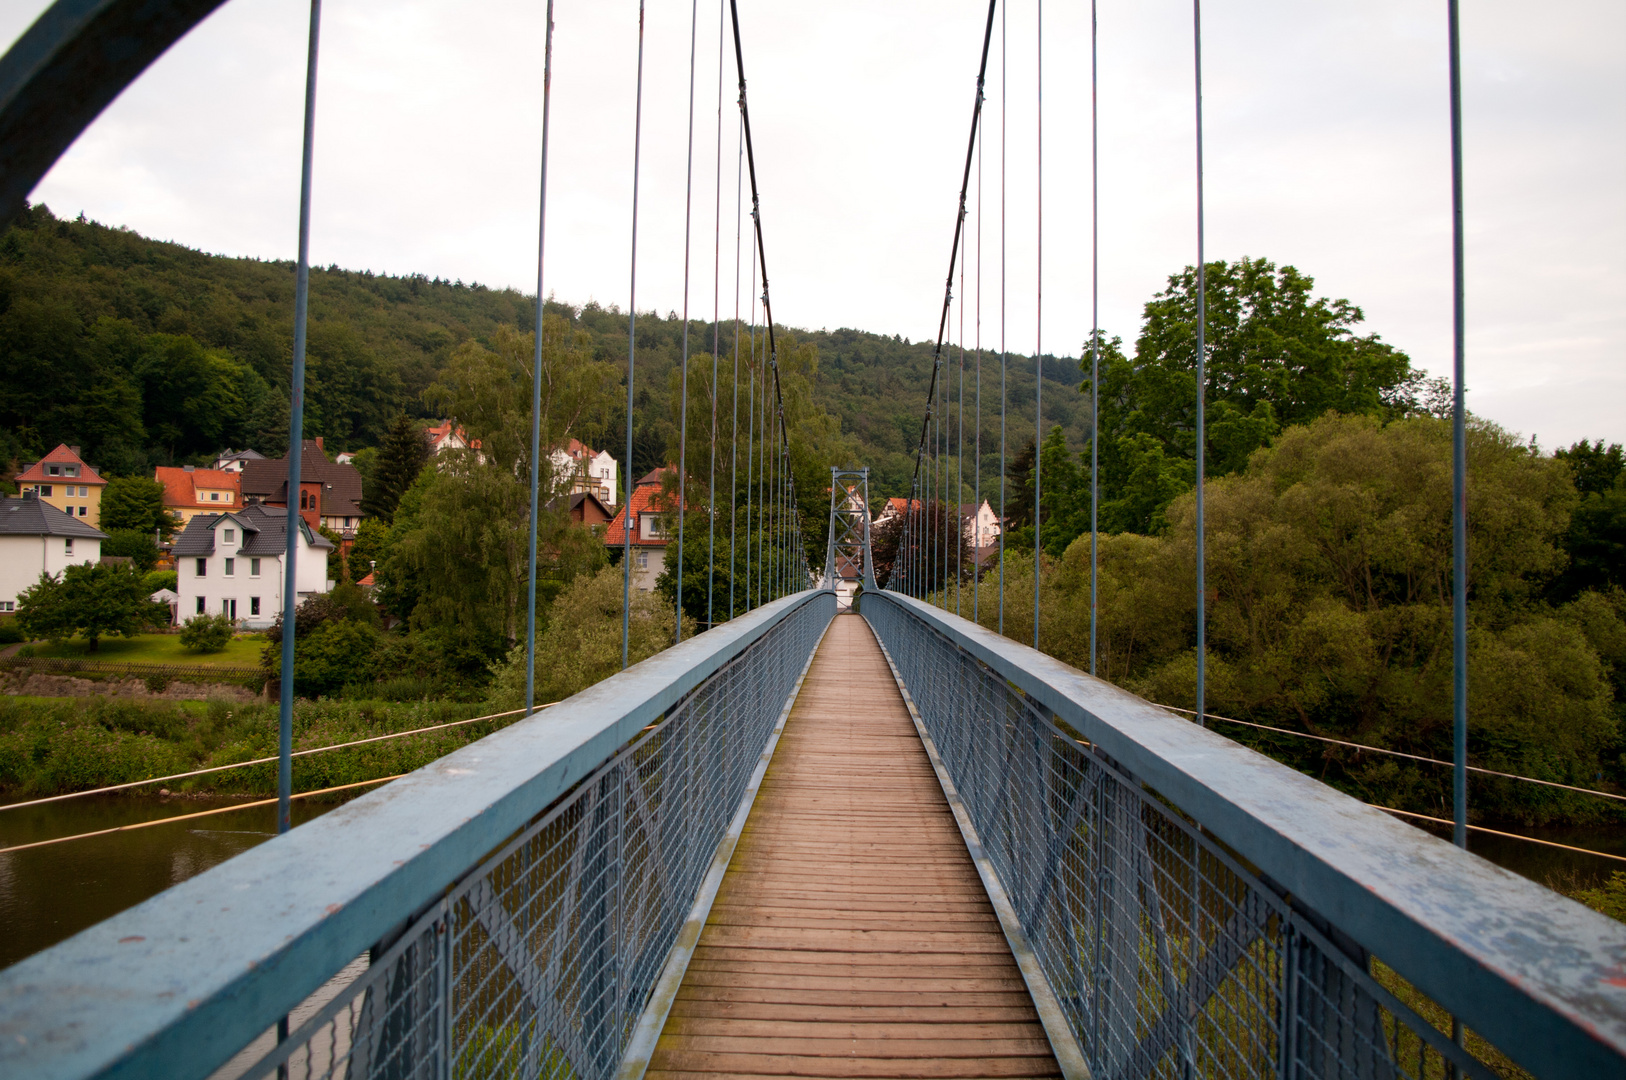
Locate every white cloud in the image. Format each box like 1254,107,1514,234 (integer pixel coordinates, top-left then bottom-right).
5,0,1622,445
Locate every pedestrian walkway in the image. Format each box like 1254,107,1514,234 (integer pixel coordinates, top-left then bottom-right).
647,612,1062,1078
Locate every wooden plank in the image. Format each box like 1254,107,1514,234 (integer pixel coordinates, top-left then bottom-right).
647,1050,1060,1077
660,1018,1049,1040
665,1001,1044,1024
649,614,1061,1077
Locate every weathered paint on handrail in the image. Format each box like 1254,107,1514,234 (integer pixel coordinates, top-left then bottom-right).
867,590,1626,1079
0,589,831,1080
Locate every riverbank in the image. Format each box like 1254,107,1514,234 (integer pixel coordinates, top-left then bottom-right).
0,695,519,800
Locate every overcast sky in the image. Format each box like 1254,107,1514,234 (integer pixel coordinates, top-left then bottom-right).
5,0,1622,447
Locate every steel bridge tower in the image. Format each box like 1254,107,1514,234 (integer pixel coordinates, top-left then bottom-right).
824,467,876,607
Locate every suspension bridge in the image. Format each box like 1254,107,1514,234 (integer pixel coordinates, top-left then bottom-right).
1,2,1624,1079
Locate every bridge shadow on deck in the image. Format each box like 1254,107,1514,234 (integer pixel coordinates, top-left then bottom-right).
649,612,1061,1078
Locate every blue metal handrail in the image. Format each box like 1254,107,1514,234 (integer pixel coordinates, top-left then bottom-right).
863,590,1626,1080
0,589,835,1080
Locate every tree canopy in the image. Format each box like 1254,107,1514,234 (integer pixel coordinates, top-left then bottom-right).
15,563,161,650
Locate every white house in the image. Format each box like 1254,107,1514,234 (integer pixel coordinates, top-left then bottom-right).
551,439,619,506
212,448,266,474
0,493,106,614
171,504,334,629
960,500,1002,548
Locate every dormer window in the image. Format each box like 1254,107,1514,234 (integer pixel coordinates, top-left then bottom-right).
63,466,76,477
223,528,235,543
210,492,220,501
47,465,60,476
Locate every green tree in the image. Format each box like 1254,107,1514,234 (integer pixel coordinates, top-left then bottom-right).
347,516,391,579
179,612,233,652
385,459,530,646
1555,440,1625,496
488,565,692,709
99,476,173,536
423,317,612,482
1551,441,1626,601
101,528,159,571
363,415,430,522
134,334,254,458
1026,414,1617,826
15,562,158,650
1083,261,1437,533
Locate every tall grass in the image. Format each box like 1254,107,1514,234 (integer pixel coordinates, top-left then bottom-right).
0,696,522,800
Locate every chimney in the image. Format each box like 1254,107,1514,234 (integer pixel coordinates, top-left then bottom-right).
69,446,80,457
315,436,324,454
183,465,195,473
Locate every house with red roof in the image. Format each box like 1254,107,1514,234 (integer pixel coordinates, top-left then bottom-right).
425,421,482,461
14,445,106,528
155,465,244,526
550,438,619,506
603,466,684,592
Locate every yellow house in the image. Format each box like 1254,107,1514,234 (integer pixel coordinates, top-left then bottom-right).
155,466,243,525
14,444,105,528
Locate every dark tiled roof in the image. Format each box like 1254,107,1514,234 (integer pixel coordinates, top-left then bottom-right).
171,504,333,558
240,441,365,519
0,496,108,538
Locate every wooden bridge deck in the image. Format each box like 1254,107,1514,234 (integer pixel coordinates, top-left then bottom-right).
648,613,1061,1078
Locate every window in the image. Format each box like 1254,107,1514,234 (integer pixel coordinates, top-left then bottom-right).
636,550,649,568
210,492,220,501
224,558,235,576
223,528,235,543
250,557,261,577
196,558,207,577
1,601,14,612
37,485,51,497
250,597,260,616
77,506,87,517
222,598,236,620
196,596,206,614
63,465,76,477
64,538,73,556
46,464,59,476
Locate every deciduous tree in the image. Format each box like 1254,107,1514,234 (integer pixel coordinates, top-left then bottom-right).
15,562,159,650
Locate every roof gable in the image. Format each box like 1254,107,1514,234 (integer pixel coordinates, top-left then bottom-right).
239,442,364,519
14,444,105,486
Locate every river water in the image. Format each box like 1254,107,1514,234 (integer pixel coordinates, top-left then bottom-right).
1,791,1621,972
0,793,355,971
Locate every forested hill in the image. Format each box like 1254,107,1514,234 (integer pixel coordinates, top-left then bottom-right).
0,204,1084,497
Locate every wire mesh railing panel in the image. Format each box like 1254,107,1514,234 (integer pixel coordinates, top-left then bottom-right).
864,594,1497,1080
242,592,832,1080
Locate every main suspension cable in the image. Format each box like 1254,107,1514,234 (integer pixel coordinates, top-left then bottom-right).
728,0,807,581
898,0,998,595
523,0,557,719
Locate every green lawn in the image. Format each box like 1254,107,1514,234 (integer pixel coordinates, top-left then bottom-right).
21,633,266,668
